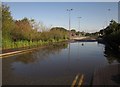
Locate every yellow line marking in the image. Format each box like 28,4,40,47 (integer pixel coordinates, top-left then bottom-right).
77,74,84,87
71,74,79,87
0,47,39,58
0,51,32,58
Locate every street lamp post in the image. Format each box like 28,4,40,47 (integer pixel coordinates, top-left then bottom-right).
77,17,82,33
107,8,111,26
67,9,73,40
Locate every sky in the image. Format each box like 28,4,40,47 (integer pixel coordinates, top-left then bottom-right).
3,2,118,33
1,0,120,2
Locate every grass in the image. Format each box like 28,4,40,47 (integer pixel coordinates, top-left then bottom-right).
2,38,68,50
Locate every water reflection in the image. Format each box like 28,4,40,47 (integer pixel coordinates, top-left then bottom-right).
2,41,120,85
14,42,68,64
104,45,120,64
13,51,38,64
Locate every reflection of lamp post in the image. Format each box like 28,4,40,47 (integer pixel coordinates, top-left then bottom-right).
67,9,73,40
29,33,30,48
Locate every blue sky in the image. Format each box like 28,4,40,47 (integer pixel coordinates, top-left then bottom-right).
3,2,118,32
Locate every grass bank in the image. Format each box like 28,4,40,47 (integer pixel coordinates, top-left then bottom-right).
2,39,68,53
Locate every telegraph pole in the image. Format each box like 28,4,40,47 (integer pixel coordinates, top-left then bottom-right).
67,9,73,40
107,8,111,26
77,17,82,32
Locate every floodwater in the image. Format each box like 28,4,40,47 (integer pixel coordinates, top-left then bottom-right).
2,41,120,85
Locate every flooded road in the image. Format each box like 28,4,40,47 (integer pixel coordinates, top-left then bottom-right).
2,41,120,85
